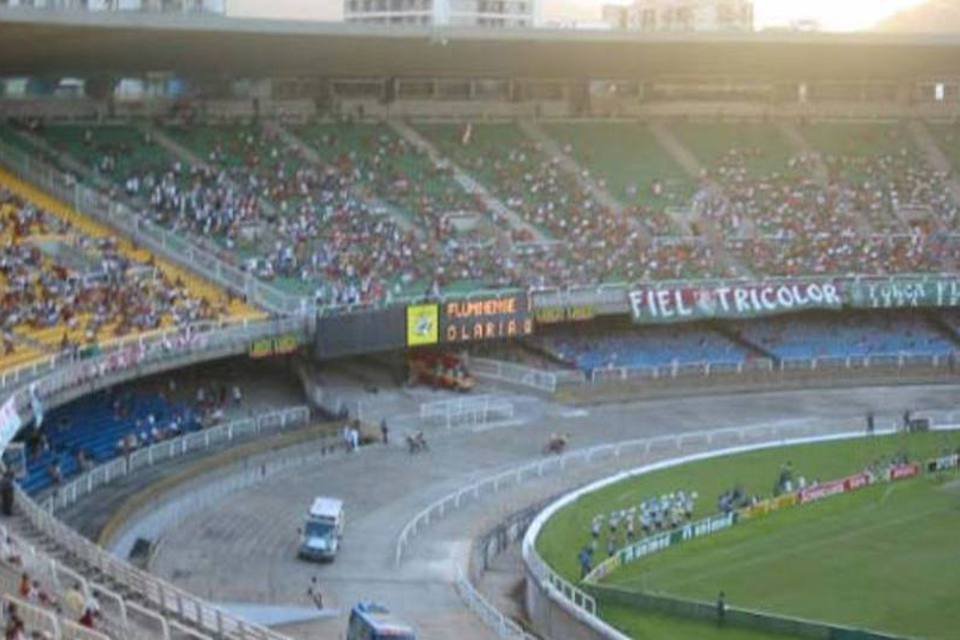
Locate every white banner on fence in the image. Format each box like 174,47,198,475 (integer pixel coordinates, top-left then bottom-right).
0,396,22,451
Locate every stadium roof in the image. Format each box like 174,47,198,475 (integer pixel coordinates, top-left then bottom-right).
3,7,960,79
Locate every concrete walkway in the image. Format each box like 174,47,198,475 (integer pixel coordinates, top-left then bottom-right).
141,383,959,640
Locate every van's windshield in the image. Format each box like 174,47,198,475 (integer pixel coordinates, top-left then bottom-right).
305,521,335,538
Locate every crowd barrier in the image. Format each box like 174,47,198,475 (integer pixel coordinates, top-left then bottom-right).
470,358,586,393
42,406,310,514
588,352,955,384
0,319,311,640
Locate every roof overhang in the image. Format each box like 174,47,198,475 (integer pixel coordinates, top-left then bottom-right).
2,7,960,80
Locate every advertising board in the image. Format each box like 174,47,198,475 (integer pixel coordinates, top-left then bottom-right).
441,295,534,343
406,304,439,347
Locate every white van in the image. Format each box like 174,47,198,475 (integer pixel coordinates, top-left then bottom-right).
298,497,345,562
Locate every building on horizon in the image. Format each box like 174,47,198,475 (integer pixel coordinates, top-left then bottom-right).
602,0,753,32
344,0,537,27
1,0,226,13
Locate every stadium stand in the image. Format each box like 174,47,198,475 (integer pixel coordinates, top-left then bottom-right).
7,117,959,295
540,122,692,232
0,166,262,379
730,311,956,361
292,122,486,240
18,389,199,495
532,324,753,373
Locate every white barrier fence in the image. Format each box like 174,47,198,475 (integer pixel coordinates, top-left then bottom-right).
470,358,579,393
454,569,538,640
520,416,960,640
17,483,291,640
43,406,311,514
589,352,955,384
419,395,516,430
395,410,960,638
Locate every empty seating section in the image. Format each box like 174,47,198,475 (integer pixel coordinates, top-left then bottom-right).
39,124,171,186
18,389,198,494
542,122,689,234
534,325,750,373
293,123,483,241
732,312,955,361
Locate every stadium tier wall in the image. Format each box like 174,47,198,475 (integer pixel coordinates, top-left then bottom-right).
588,585,908,640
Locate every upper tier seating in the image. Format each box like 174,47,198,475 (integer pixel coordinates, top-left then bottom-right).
802,122,957,232
729,234,958,277
7,118,960,296
542,122,690,233
293,122,487,242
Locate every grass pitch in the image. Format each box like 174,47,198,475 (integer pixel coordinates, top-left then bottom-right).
536,431,960,639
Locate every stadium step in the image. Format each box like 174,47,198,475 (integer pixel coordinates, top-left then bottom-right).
907,120,960,237
517,119,627,216
265,120,422,236
142,123,280,221
387,119,549,242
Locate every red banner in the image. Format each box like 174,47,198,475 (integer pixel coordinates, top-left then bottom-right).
887,463,921,482
799,472,872,504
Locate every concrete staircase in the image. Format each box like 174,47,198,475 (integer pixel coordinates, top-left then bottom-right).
517,119,625,216
142,123,281,222
778,121,875,234
262,121,420,236
387,120,548,242
907,119,960,233
10,127,114,193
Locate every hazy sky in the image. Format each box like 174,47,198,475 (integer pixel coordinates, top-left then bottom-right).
228,0,929,30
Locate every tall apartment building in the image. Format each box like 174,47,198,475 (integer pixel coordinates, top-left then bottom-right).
344,0,537,27
602,0,753,32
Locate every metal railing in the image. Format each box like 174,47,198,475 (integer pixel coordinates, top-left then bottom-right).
42,406,310,514
1,316,307,450
470,358,575,393
0,138,311,317
454,569,538,640
0,321,309,640
0,315,297,395
16,485,289,640
588,352,954,384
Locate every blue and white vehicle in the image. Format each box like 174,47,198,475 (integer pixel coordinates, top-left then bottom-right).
347,603,416,640
298,497,344,562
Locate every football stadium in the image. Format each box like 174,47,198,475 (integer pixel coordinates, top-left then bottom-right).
0,2,960,640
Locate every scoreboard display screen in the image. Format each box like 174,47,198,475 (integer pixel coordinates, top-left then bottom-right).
440,295,533,343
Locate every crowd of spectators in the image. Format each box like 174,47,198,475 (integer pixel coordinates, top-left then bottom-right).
0,187,222,354
17,120,960,302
